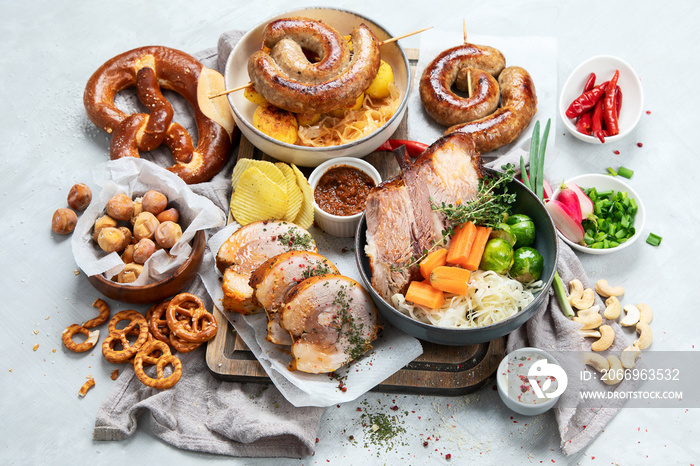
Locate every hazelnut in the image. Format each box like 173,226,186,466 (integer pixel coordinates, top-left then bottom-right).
51,208,77,234
93,215,117,242
156,207,180,223
106,193,134,221
121,244,135,264
67,183,92,211
142,190,168,216
154,221,183,249
115,263,143,283
133,238,157,264
132,212,159,241
97,227,126,253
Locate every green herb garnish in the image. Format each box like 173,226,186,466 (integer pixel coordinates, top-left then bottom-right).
646,232,662,247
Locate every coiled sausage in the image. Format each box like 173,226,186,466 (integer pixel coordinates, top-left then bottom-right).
248,19,381,114
420,43,506,126
446,66,537,154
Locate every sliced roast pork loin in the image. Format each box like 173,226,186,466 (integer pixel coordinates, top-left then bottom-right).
280,275,380,374
216,220,317,314
364,132,484,302
249,250,339,345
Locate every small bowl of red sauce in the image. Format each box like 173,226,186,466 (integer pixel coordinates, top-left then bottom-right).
308,157,381,237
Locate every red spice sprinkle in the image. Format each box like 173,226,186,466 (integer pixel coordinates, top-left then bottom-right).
356,407,362,412
316,438,319,443
423,441,429,447
390,406,399,411
583,425,586,429
646,110,651,114
637,142,643,147
613,150,620,154
445,453,452,460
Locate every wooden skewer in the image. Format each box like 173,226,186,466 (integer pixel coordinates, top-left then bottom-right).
209,26,433,99
463,19,468,45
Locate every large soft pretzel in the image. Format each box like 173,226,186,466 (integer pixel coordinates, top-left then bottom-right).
84,46,236,184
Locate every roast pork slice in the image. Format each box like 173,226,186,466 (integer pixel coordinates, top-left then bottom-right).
364,177,420,302
411,132,484,224
249,250,339,345
217,220,317,314
280,275,380,374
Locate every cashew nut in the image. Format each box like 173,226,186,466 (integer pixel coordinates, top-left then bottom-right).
603,296,622,320
571,288,595,310
620,304,641,327
591,325,615,352
621,342,641,369
580,329,601,338
573,307,603,329
637,303,653,325
583,352,609,372
568,279,584,305
635,322,653,349
604,355,624,385
595,279,625,298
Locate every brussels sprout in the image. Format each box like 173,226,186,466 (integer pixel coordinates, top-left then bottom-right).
480,238,514,274
489,223,517,246
510,247,544,283
506,214,536,248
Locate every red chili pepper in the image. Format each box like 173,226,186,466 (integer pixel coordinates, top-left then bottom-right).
575,111,593,135
603,70,620,136
615,85,622,118
375,139,428,158
565,82,609,119
583,73,596,92
591,98,605,143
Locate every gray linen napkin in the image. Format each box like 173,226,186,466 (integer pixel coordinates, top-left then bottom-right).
92,39,324,458
507,237,639,456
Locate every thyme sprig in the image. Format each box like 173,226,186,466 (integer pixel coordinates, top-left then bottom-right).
431,163,517,228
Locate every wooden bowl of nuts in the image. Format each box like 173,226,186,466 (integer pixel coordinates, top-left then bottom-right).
83,189,207,304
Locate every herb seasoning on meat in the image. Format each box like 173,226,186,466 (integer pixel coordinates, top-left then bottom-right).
314,165,376,216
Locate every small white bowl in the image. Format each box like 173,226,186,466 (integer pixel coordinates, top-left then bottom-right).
559,55,643,144
497,347,563,416
308,157,381,237
551,173,645,255
224,7,410,167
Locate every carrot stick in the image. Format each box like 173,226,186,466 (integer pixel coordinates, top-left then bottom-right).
429,266,471,295
446,221,477,266
419,248,448,281
405,281,445,310
463,226,493,271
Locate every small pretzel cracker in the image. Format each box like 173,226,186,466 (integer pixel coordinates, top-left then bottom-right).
102,310,149,363
133,340,182,389
83,298,111,328
169,332,202,353
78,378,96,397
62,324,100,353
146,300,172,344
166,293,217,343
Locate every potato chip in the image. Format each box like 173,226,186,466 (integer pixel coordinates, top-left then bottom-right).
230,167,288,226
275,163,303,222
231,159,286,191
290,164,314,229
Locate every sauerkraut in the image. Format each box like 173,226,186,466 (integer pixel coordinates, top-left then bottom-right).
296,82,401,147
392,270,543,329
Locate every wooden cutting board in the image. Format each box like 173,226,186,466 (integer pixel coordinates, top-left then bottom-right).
205,48,505,395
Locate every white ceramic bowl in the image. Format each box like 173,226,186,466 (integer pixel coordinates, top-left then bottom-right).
308,157,381,237
559,55,643,144
551,173,645,255
497,347,563,416
224,7,411,167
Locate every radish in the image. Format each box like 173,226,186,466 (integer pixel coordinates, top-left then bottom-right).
567,182,594,219
555,182,583,223
545,200,585,244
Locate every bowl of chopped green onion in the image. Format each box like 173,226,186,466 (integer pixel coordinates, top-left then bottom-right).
552,173,645,254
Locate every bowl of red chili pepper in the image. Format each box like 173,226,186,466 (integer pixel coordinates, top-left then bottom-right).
559,56,643,144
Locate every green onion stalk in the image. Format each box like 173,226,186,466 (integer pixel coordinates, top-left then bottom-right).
521,119,575,318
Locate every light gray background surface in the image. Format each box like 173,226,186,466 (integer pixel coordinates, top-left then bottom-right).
2,0,697,464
